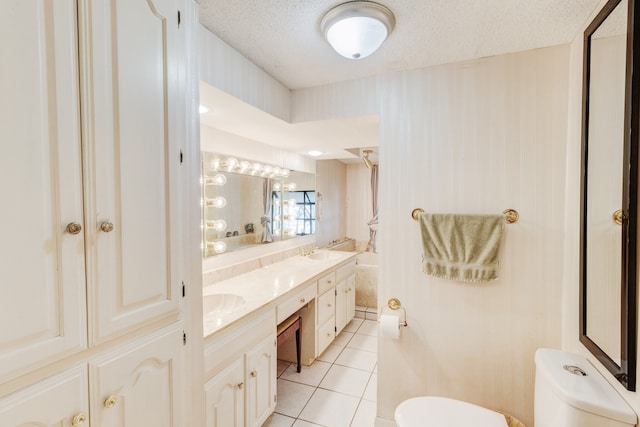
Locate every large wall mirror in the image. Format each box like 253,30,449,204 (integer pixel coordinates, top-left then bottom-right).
201,151,316,258
580,0,638,390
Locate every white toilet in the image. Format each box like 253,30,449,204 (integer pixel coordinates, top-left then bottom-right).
395,348,638,426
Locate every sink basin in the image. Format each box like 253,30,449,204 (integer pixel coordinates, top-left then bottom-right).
203,293,245,315
308,250,339,261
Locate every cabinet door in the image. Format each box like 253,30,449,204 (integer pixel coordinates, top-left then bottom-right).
346,274,356,324
89,325,183,427
245,335,277,427
0,366,89,427
0,0,86,381
335,280,348,334
79,0,182,344
204,358,245,427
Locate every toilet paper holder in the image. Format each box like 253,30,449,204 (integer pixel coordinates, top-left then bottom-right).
378,298,408,327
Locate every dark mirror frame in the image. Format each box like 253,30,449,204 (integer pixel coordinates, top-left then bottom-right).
580,0,638,391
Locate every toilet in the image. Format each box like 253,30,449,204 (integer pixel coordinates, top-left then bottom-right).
395,348,638,426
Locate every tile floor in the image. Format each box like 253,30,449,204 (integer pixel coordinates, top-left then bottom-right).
263,318,378,427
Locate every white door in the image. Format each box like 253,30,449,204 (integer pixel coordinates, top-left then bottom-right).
205,358,245,427
0,0,87,381
0,366,89,427
89,325,183,427
246,335,277,427
79,0,182,344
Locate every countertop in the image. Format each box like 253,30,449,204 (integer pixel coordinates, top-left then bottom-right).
203,250,357,338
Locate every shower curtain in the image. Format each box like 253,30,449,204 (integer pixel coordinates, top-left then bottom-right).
366,164,378,253
261,178,273,243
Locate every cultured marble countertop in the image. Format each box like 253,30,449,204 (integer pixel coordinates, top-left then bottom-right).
203,250,357,338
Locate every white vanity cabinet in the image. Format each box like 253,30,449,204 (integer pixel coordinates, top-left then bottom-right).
335,261,357,334
1,0,185,380
204,310,277,427
0,367,89,427
88,325,184,427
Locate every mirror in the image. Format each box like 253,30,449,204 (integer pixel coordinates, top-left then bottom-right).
201,151,316,258
580,0,637,390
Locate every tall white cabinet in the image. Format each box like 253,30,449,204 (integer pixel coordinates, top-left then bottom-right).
0,0,196,425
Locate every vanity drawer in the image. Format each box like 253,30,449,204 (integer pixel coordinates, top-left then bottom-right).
317,271,336,295
276,283,316,324
316,316,335,356
336,260,356,283
317,289,335,326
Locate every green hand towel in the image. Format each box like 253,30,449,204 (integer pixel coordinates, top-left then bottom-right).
418,213,505,282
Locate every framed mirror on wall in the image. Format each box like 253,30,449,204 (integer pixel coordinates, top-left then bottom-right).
580,0,638,390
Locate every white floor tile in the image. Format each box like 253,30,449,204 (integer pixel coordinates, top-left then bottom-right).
362,373,377,402
298,388,360,427
319,365,370,397
292,420,324,427
316,344,344,363
277,360,291,377
279,360,331,387
275,379,316,418
347,334,377,353
356,320,378,337
318,344,344,363
351,399,377,427
333,331,354,347
343,318,364,333
335,347,377,372
263,412,296,427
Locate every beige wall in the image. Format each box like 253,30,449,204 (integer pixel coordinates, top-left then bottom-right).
315,160,347,247
294,44,572,425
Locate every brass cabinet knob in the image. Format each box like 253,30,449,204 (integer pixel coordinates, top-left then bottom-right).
100,220,114,233
327,332,332,337
299,298,306,303
104,394,118,408
327,303,332,307
237,382,244,390
250,371,257,377
66,222,82,235
72,412,87,426
613,209,623,225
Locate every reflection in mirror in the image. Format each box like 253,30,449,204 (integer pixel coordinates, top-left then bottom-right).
201,152,316,258
580,0,637,390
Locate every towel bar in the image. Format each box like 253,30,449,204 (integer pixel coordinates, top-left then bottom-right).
411,208,519,224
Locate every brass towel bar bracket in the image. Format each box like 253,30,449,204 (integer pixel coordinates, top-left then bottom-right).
411,208,519,224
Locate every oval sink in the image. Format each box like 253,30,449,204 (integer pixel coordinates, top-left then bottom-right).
308,250,339,261
203,293,245,315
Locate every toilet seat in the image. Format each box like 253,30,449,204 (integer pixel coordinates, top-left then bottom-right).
395,396,508,427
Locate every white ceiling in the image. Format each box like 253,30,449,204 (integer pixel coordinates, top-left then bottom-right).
197,0,602,161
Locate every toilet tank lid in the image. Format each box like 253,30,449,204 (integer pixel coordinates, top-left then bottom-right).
535,348,637,425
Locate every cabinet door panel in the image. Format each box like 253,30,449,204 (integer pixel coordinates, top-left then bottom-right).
80,0,181,344
0,0,86,380
335,280,347,334
346,274,356,323
246,335,276,427
89,325,183,427
205,358,244,427
0,366,88,427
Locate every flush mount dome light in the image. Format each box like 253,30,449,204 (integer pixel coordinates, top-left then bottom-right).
321,1,395,60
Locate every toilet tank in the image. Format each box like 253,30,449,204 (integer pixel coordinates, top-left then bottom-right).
534,348,637,427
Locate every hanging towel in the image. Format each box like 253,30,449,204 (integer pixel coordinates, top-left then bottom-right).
418,213,505,282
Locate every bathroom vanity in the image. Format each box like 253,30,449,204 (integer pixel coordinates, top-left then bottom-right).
202,250,357,426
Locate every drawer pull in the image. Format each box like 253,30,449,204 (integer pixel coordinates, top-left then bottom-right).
327,280,332,284
237,382,244,390
72,413,87,426
327,303,332,307
104,394,118,408
299,297,306,303
327,332,332,337
251,370,257,377
100,220,114,233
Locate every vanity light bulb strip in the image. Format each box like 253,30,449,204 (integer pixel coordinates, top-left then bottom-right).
207,156,291,178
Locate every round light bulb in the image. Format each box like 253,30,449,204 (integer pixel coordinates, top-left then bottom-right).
286,182,297,191
225,157,238,171
212,241,227,254
239,160,251,173
281,169,290,177
273,182,282,191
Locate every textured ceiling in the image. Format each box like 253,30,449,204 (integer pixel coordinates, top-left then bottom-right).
197,0,603,162
199,0,602,90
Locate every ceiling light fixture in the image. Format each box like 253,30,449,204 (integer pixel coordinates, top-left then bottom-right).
320,1,395,60
308,150,323,157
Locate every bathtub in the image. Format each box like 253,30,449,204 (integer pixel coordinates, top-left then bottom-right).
355,251,378,309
